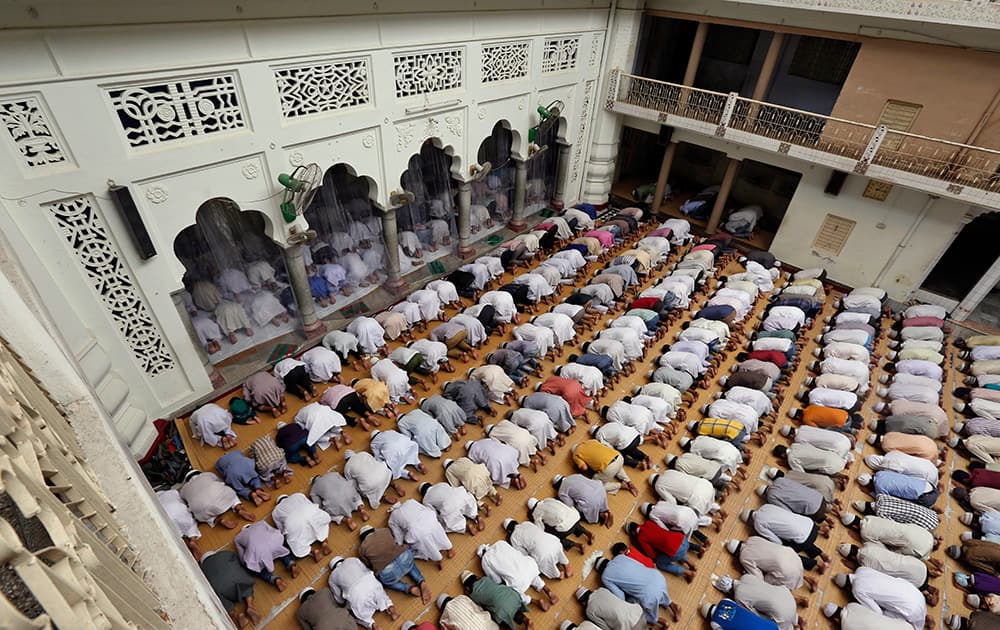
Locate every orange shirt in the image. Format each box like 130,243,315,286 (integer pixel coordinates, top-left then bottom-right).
801,405,848,429
573,439,618,472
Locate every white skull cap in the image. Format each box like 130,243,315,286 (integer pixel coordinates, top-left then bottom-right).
833,573,848,588
553,474,564,485
755,485,767,497
476,545,489,558
701,603,715,619
575,586,589,601
739,509,752,523
527,497,539,510
437,594,451,609
837,543,852,557
823,603,838,618
678,437,690,448
329,556,344,569
725,540,740,554
503,518,515,530
841,513,857,526
779,425,792,437
299,587,316,603
359,525,374,536
857,473,872,486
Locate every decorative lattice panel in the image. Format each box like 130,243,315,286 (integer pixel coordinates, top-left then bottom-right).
274,58,371,119
393,49,464,98
541,37,580,74
47,196,175,375
481,41,530,83
107,73,246,148
0,94,69,168
571,80,595,183
0,340,170,629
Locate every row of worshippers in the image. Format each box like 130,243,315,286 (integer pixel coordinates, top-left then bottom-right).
424,212,699,630
945,333,1000,630
566,233,758,630
821,300,949,630
183,260,294,353
298,206,666,629
707,265,845,629
662,255,819,630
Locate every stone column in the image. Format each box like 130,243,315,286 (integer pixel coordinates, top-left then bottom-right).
172,292,225,389
509,157,528,232
456,179,475,259
283,243,325,337
551,141,572,211
379,205,407,295
683,21,710,85
706,158,741,233
752,32,785,101
651,140,678,216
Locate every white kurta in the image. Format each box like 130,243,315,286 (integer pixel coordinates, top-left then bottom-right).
246,291,286,327
344,451,392,509
408,289,443,321
391,300,424,325
370,430,421,480
346,317,386,355
271,493,332,557
513,324,555,357
388,499,453,561
294,402,346,449
471,365,516,402
534,313,576,346
301,346,342,382
509,521,568,579
422,483,479,533
480,540,543,595
427,279,459,304
328,557,393,627
560,363,604,396
510,408,558,450
370,359,411,403
189,403,235,448
451,314,488,346
157,489,200,538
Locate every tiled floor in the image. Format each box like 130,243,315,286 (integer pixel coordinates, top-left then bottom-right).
175,220,969,629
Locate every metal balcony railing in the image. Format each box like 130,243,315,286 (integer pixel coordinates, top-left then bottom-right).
608,69,1000,206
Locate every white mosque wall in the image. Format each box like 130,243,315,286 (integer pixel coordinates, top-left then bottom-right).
0,6,608,453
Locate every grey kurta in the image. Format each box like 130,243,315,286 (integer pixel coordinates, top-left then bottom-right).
764,477,825,517
421,395,467,434
180,472,238,526
201,551,254,611
397,409,451,458
309,472,362,524
557,474,609,523
586,586,646,630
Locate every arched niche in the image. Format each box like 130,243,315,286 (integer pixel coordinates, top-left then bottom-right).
472,120,516,229
173,197,299,363
303,163,386,297
526,116,568,215
397,139,459,267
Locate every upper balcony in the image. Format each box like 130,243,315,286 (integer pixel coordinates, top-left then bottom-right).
607,69,1000,211
710,0,1000,30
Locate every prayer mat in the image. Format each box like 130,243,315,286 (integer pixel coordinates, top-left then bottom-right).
428,261,446,275
486,235,503,246
337,301,370,318
265,343,297,364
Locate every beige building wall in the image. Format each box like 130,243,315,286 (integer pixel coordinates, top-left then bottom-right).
831,37,1000,147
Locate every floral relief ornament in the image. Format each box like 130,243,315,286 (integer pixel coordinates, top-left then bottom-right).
241,162,260,179
289,151,304,166
145,185,168,204
362,134,375,149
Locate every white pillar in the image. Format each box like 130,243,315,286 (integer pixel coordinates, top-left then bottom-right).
581,5,644,205
456,179,474,259
955,252,1000,321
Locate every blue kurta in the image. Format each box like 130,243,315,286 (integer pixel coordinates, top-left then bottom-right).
600,555,671,623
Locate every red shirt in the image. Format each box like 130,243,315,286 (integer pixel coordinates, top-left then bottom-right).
747,350,789,368
540,376,592,417
625,546,655,568
631,297,661,311
902,316,944,329
635,521,684,558
971,469,1000,490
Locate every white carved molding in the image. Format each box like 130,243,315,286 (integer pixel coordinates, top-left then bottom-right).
0,94,71,169
273,57,371,119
